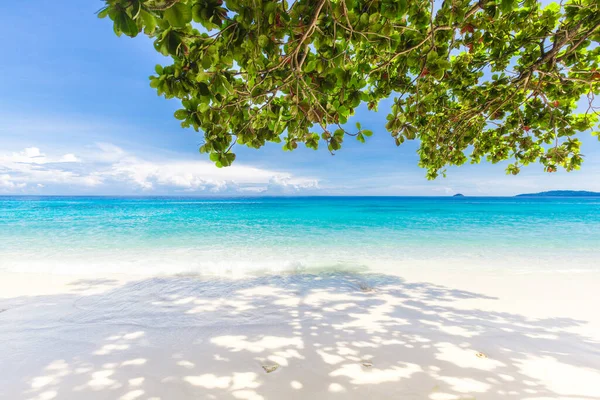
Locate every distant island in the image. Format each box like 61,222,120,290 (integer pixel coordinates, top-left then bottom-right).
452,193,465,197
516,190,600,197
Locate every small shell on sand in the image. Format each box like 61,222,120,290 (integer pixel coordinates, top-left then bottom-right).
475,352,488,359
262,364,279,373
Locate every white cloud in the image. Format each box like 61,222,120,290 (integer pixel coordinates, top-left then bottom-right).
267,175,319,193
1,147,82,165
93,142,128,163
0,174,26,190
104,155,318,193
22,147,43,158
5,142,595,196
0,144,320,195
59,153,80,163
1,147,47,164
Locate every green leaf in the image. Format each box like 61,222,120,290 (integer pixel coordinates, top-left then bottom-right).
258,35,270,48
198,82,210,96
198,102,210,112
220,76,233,94
360,13,369,25
174,109,187,120
163,3,192,28
164,31,183,55
130,0,142,19
140,10,157,35
500,0,515,13
114,10,138,37
97,7,109,19
201,56,212,69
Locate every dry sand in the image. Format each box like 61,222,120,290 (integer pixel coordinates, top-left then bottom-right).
1,268,599,400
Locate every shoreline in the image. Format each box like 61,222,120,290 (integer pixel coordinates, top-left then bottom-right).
1,268,599,399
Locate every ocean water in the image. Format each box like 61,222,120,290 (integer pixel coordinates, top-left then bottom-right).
0,196,599,276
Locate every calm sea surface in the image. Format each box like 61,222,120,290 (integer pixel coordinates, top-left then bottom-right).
1,196,598,275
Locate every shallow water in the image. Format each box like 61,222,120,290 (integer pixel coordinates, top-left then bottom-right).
1,196,599,275
2,197,600,399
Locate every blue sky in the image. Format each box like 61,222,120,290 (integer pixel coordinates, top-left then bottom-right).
1,0,598,196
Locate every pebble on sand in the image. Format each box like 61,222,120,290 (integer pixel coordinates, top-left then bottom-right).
262,364,279,373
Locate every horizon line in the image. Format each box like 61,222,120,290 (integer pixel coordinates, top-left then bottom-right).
1,192,599,199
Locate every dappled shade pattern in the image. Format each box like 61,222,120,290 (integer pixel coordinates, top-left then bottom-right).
1,273,599,399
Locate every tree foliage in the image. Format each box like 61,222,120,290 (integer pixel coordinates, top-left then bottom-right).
99,0,600,177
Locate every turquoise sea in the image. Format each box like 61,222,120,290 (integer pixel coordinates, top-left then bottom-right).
1,196,599,275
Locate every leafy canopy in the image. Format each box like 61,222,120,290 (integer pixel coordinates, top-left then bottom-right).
99,0,600,177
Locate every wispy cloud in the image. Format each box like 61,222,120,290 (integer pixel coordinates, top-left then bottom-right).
0,147,81,165
0,144,320,195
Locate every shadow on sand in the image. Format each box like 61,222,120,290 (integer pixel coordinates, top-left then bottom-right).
1,272,599,399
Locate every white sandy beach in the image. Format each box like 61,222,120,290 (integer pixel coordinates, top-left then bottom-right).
1,267,599,400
